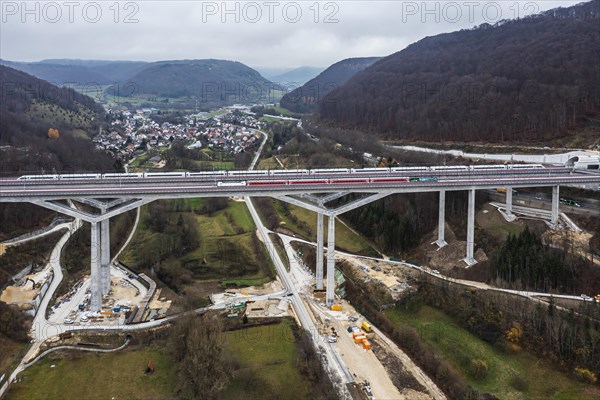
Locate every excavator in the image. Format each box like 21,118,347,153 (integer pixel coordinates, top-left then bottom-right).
25,278,40,289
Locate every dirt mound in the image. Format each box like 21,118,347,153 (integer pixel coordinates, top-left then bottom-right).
424,224,488,270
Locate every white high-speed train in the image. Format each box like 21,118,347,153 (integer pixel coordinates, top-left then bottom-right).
15,163,548,181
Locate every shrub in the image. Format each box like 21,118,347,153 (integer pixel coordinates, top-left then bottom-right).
509,375,529,392
574,367,597,384
469,358,489,380
505,324,522,344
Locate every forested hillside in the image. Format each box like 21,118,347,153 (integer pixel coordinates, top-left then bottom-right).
280,57,380,113
319,0,600,142
0,65,116,174
105,59,274,107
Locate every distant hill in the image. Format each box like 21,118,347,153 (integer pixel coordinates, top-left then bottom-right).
268,66,325,86
38,59,135,67
0,65,116,174
319,0,600,142
280,57,381,113
0,60,113,85
105,59,274,107
0,59,149,86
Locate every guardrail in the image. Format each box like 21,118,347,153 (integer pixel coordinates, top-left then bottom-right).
3,218,71,244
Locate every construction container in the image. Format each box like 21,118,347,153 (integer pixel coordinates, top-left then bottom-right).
361,321,372,333
362,339,371,350
232,301,246,309
330,304,342,311
354,335,366,344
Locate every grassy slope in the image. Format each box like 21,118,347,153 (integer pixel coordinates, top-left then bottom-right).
6,348,176,400
273,200,378,256
7,321,312,400
386,304,600,400
0,337,28,380
269,105,299,117
257,157,282,169
224,320,310,399
27,101,96,135
477,203,526,241
119,199,273,286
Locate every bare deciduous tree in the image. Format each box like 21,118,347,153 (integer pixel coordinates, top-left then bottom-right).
169,313,231,400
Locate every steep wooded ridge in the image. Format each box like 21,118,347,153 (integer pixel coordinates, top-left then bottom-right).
0,59,148,85
280,57,381,113
319,0,600,142
105,59,274,106
0,65,115,174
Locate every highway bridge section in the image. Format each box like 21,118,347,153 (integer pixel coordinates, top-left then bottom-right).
1,166,599,309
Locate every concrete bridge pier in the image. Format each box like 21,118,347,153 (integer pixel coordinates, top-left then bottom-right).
506,187,513,218
463,189,477,266
90,221,102,311
275,191,395,306
326,215,336,307
91,217,111,310
100,217,111,295
30,197,153,312
551,185,560,227
316,212,324,290
435,190,447,247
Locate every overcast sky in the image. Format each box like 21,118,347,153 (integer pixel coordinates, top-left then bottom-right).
0,1,582,69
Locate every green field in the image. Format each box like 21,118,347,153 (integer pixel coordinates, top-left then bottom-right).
128,147,235,172
7,321,315,400
6,348,176,400
119,199,274,287
181,200,274,283
267,89,286,103
477,203,527,241
0,338,28,386
257,157,283,170
273,200,378,256
223,320,311,399
259,115,281,124
385,304,600,400
269,105,300,117
196,200,255,236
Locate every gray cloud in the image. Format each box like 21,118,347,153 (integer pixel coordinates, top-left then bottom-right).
0,1,581,68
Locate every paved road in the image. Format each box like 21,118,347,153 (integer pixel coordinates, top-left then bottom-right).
391,145,600,165
249,130,268,170
242,130,354,389
245,197,353,387
276,232,596,304
0,218,82,398
2,221,73,245
486,189,600,215
30,219,83,342
242,159,355,392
